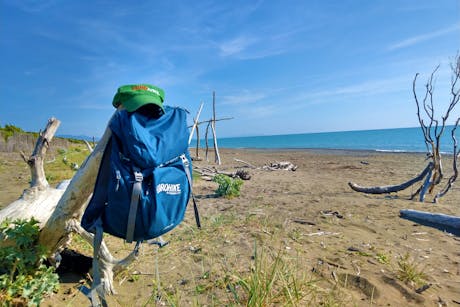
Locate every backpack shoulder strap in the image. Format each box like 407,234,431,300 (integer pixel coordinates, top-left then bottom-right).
180,154,201,228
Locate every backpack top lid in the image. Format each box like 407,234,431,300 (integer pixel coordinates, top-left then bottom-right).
109,106,189,169
112,84,165,112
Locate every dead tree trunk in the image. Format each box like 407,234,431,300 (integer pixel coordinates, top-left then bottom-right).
23,118,61,190
1,118,63,224
0,115,139,295
349,54,460,202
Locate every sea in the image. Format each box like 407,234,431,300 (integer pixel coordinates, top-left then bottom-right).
191,126,460,153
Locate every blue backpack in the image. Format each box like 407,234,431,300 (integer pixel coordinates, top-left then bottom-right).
80,106,201,306
82,106,200,243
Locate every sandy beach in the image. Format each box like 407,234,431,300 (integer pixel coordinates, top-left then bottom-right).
2,148,460,306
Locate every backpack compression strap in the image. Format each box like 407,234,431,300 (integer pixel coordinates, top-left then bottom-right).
89,219,108,307
126,168,143,243
180,154,201,228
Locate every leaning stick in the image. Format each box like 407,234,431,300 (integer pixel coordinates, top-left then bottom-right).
212,91,221,165
188,102,204,145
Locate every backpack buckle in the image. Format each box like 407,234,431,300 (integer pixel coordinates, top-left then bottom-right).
180,154,189,167
134,171,143,182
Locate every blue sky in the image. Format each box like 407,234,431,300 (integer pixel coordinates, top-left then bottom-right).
1,0,459,138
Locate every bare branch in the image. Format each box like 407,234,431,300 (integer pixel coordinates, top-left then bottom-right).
26,118,61,189
84,140,94,153
434,117,460,202
413,73,432,152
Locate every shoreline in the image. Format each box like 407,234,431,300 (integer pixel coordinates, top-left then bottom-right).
211,147,431,156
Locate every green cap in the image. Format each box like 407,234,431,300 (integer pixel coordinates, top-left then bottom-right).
112,84,165,112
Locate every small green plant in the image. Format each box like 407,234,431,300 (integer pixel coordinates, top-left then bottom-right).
396,253,427,288
375,252,390,264
0,218,59,306
213,174,243,198
235,243,317,306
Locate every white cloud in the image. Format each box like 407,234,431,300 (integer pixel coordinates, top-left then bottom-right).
219,36,257,57
388,24,460,51
220,91,266,105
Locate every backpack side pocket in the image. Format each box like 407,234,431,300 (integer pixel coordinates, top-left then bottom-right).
143,159,190,239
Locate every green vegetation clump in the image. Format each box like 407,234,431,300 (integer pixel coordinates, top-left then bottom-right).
396,253,427,288
0,124,24,141
0,219,59,306
213,174,243,198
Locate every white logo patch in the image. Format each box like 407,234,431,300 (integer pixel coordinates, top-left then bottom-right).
146,87,160,96
156,183,181,195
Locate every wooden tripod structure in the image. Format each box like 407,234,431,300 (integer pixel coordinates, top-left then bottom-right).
189,91,233,165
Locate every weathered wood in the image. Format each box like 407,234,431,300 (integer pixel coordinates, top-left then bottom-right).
212,91,221,165
350,55,460,202
39,125,111,252
195,125,200,158
234,158,297,171
263,161,298,171
188,102,203,145
348,162,433,194
22,118,61,189
0,188,65,225
189,117,234,127
84,140,94,152
400,209,460,235
0,118,62,223
67,219,139,294
434,118,460,202
0,114,134,295
193,166,250,180
205,121,211,162
234,158,257,169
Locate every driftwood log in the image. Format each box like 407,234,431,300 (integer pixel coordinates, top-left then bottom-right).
0,115,139,295
400,209,460,236
194,166,251,181
348,162,433,195
234,158,298,171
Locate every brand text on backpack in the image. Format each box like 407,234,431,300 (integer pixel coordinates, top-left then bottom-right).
156,183,181,195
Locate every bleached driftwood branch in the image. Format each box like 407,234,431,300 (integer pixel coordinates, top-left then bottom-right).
263,161,298,171
188,102,204,145
193,166,251,181
234,158,298,171
24,117,61,189
0,115,139,295
212,91,221,165
1,118,62,224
